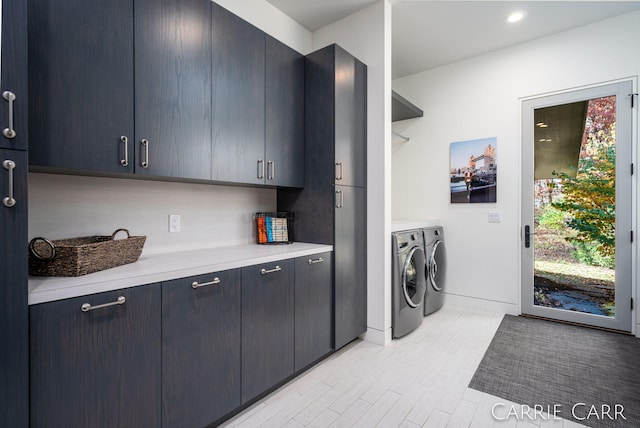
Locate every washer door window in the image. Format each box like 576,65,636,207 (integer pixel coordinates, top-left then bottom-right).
428,240,446,291
402,246,426,307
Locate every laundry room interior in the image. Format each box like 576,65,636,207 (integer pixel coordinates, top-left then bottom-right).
4,0,640,426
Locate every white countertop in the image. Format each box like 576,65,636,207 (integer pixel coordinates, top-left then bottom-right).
391,219,440,233
28,242,333,305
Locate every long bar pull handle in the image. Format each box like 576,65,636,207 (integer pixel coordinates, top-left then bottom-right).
308,257,324,265
141,139,149,168
2,91,17,139
2,160,16,208
192,277,221,289
267,161,274,180
524,225,535,248
81,296,126,312
335,162,343,180
120,136,129,167
335,190,343,208
257,159,264,179
261,265,281,275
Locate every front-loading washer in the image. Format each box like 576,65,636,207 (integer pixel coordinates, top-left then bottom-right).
423,226,446,315
392,229,426,338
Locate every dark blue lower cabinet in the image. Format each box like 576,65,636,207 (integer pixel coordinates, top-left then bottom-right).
161,269,241,428
29,284,162,428
295,252,333,371
241,259,295,403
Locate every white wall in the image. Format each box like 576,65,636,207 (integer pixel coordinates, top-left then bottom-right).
313,0,393,345
29,174,275,255
29,0,310,255
392,11,640,332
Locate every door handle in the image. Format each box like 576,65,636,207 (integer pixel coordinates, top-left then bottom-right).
140,139,149,168
2,159,17,207
335,162,343,180
267,160,274,180
524,225,535,248
335,190,343,208
81,296,126,312
120,136,129,167
2,91,17,139
261,265,281,275
192,277,221,289
257,159,264,179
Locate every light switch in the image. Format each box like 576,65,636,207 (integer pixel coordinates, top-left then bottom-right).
488,211,501,223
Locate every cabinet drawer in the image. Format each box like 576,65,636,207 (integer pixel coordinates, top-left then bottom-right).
241,260,294,403
295,252,333,371
30,284,161,428
161,269,241,428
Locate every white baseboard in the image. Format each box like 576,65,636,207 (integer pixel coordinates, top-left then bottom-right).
445,293,519,315
362,326,392,346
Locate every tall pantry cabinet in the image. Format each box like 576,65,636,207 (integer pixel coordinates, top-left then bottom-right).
279,44,367,350
0,0,29,426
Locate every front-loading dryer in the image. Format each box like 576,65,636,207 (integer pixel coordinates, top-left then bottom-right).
423,226,446,315
392,229,426,338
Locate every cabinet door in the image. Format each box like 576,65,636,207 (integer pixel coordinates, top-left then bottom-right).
211,3,265,185
1,0,28,151
134,0,212,180
30,285,161,428
242,260,294,402
295,252,333,371
265,36,304,188
0,149,28,427
334,46,367,188
162,269,241,428
28,0,134,173
334,185,367,349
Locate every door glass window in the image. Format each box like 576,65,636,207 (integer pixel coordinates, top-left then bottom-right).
533,96,616,317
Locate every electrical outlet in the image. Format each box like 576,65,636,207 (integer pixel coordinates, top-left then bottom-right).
488,211,501,223
169,214,181,232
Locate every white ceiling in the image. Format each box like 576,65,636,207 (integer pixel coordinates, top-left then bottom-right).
266,0,640,79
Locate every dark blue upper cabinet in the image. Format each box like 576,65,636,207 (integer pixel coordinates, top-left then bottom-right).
27,0,305,186
1,0,28,151
211,3,265,185
134,0,212,180
28,0,135,173
334,46,367,188
265,36,304,188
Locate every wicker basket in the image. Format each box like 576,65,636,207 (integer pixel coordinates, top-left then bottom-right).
29,229,146,277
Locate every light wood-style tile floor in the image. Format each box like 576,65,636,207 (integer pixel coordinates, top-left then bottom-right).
221,304,587,427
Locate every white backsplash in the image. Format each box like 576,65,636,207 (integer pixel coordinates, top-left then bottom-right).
28,173,277,254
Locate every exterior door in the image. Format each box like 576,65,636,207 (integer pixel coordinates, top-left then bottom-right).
521,81,633,332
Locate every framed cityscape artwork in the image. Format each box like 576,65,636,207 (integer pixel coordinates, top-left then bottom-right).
450,137,497,203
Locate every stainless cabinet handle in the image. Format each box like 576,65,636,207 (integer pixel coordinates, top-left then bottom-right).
140,139,149,168
192,277,221,289
335,190,343,208
335,162,343,180
81,296,126,312
261,265,281,275
2,91,17,139
308,257,324,265
2,160,16,208
267,160,274,180
120,136,129,167
257,159,264,179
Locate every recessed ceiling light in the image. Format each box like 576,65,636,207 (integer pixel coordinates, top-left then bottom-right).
506,11,525,24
